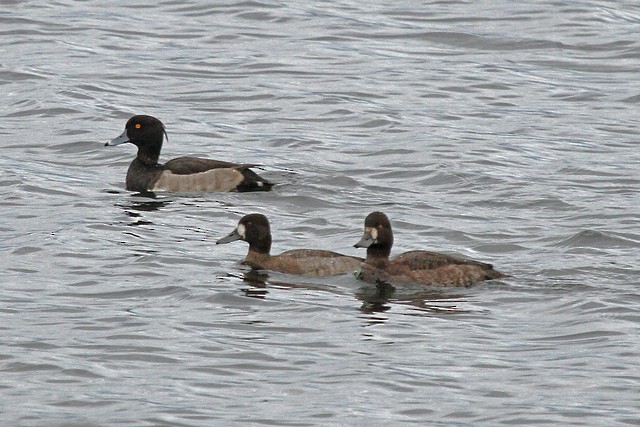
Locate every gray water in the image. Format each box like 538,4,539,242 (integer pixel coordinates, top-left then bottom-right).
2,1,639,425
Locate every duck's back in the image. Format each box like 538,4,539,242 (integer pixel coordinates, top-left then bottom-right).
279,249,360,260
404,263,503,286
164,156,245,174
393,250,496,271
265,250,362,276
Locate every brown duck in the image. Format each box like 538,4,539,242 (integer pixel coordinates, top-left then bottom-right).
106,115,273,193
354,212,505,286
217,214,363,276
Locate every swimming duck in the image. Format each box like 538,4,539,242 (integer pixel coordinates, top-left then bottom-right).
106,115,273,193
216,213,363,276
354,211,505,286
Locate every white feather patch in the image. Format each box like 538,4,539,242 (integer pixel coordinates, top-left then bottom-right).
369,227,378,241
237,223,246,239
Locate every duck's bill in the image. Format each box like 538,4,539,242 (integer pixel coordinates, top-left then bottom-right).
105,130,130,146
354,232,374,248
216,229,243,244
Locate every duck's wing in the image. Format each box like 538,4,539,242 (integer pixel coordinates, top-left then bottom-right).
164,156,250,174
393,250,495,271
279,249,362,261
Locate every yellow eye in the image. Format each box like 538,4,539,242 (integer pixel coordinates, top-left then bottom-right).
135,123,141,129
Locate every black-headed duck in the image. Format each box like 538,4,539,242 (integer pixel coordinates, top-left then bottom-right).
354,211,505,287
217,213,363,276
106,115,273,193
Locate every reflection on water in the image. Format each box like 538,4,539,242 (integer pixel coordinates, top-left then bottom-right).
231,269,470,318
116,195,172,226
2,0,638,425
356,282,395,314
124,196,171,212
230,270,345,300
235,270,270,299
356,282,470,316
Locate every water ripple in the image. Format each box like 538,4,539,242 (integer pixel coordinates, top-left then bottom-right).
0,0,638,425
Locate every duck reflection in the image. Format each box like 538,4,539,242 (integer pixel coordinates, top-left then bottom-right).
355,282,468,317
230,270,336,300
356,282,395,314
232,269,469,318
237,270,270,299
116,193,172,226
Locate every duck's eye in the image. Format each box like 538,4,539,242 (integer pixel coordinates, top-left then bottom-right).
135,123,141,129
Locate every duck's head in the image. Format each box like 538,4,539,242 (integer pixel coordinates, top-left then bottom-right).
354,211,393,259
217,213,272,254
106,115,168,162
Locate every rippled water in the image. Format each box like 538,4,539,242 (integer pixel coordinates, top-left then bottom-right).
2,1,639,425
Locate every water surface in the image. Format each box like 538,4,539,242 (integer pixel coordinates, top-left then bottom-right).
1,1,639,425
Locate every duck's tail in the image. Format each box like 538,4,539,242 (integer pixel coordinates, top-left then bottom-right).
236,167,274,192
484,266,507,280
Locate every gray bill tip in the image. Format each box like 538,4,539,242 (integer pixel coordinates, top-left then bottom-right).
106,131,130,146
216,230,243,245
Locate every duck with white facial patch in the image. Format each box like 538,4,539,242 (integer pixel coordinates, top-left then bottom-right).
354,211,505,287
217,214,363,277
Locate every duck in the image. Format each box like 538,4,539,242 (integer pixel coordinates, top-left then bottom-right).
106,115,273,193
353,211,505,287
216,213,363,276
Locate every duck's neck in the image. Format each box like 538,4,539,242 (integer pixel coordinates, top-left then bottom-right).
248,234,271,255
244,250,271,268
365,245,391,267
136,145,161,166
